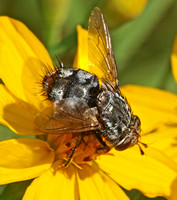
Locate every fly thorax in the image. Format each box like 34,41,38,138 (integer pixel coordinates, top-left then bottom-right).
47,68,100,107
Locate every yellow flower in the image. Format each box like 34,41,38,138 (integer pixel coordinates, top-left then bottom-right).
102,0,148,28
0,17,177,200
171,36,177,82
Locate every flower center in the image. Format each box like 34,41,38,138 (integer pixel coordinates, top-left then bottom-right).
47,132,111,168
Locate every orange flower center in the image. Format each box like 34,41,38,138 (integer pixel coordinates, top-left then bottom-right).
47,133,112,169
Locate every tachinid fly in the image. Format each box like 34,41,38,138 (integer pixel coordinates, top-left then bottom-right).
35,7,147,166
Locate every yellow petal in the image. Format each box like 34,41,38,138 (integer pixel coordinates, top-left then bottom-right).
171,36,177,82
0,84,43,135
96,148,177,198
0,138,54,184
105,0,147,18
77,164,129,200
143,125,177,163
120,85,177,131
73,25,89,71
73,26,103,85
170,178,177,200
23,165,78,200
0,16,53,110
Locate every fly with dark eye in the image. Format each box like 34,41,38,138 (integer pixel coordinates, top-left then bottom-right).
35,7,147,166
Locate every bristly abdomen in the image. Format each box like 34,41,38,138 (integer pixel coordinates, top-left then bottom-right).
42,70,59,96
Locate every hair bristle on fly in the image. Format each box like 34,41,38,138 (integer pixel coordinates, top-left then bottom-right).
36,57,63,98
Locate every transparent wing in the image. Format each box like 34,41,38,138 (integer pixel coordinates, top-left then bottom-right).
88,7,119,90
35,98,100,134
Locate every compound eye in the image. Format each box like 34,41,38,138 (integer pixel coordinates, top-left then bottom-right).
115,137,132,151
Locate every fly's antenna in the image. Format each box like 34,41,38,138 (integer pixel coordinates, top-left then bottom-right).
137,141,148,155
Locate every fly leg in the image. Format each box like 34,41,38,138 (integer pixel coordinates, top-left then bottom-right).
94,131,107,148
65,134,83,167
94,131,110,153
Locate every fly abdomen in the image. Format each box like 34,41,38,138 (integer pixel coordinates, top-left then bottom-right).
97,90,132,145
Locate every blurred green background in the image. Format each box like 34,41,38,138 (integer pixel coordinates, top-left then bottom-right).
0,0,177,199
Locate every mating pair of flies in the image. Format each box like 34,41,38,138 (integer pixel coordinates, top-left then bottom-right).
36,7,147,166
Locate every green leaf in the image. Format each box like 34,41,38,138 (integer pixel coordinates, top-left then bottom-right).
125,189,166,200
0,124,35,141
0,185,6,196
0,180,32,200
0,0,42,41
62,0,96,35
49,0,96,60
113,0,174,69
38,0,73,47
112,0,177,93
49,30,77,60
